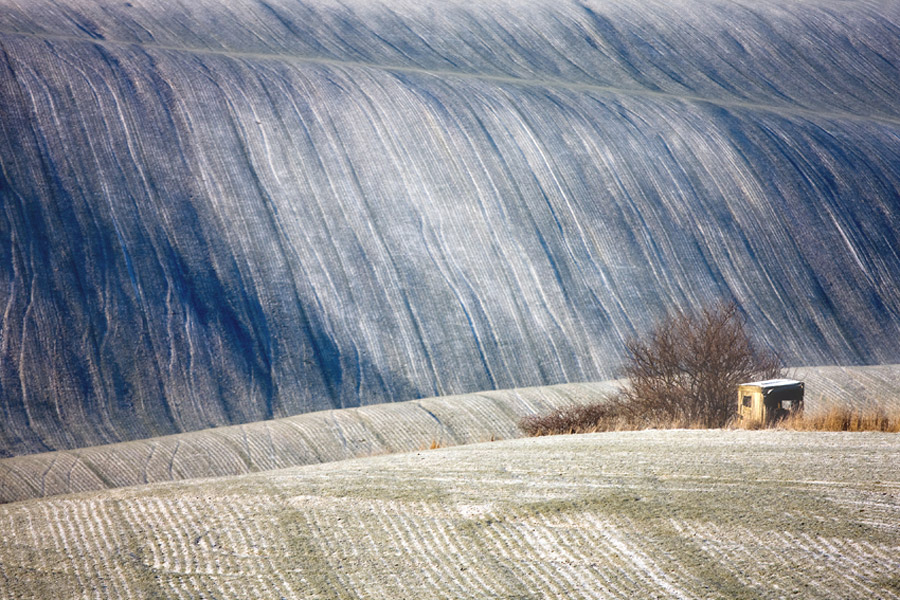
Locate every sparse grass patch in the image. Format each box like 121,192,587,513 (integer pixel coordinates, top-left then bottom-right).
775,407,900,432
417,439,448,450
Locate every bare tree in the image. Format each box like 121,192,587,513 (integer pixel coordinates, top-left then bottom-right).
613,301,782,427
520,302,782,436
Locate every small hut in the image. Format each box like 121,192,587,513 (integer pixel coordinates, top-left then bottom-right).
737,379,804,425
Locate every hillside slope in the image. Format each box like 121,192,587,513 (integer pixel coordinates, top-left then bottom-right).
2,364,898,504
4,0,900,455
2,429,898,599
0,380,616,503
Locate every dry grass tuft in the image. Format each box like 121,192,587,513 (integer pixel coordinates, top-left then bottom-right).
524,403,900,436
775,407,900,432
417,439,448,450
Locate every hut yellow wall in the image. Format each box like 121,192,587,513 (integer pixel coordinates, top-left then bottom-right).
752,392,766,422
737,386,766,423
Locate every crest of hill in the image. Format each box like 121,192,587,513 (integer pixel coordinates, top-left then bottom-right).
3,365,899,504
3,0,900,457
0,381,616,503
1,429,898,598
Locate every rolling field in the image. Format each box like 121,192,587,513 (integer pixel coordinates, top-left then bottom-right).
4,0,900,456
3,365,899,504
0,381,617,503
2,365,899,504
795,364,900,413
1,429,898,599
3,0,900,594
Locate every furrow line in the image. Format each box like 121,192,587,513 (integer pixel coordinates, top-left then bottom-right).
484,517,578,598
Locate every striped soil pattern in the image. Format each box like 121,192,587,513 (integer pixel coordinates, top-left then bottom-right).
1,429,898,599
0,381,617,503
794,365,900,414
4,367,900,504
5,0,900,459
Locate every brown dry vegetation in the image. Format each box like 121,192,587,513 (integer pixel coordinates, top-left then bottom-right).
524,402,900,436
773,407,900,432
519,401,708,436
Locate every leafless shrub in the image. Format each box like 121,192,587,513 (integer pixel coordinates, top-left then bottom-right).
519,401,709,436
519,403,615,436
613,301,781,428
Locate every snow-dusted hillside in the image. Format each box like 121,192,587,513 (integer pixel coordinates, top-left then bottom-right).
4,0,900,455
3,365,898,504
0,381,615,503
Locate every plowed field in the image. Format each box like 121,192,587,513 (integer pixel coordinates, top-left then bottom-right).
2,429,898,599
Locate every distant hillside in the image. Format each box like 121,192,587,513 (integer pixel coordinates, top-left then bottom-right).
3,0,900,456
3,365,898,504
2,429,898,599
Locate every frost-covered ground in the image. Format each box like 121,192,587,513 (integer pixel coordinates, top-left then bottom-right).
2,429,898,599
4,364,899,504
0,380,616,503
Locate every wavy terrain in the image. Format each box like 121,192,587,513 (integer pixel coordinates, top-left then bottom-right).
2,429,898,599
2,365,897,504
0,380,616,503
4,0,900,456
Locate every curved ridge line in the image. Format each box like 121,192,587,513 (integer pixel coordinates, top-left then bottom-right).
3,28,900,128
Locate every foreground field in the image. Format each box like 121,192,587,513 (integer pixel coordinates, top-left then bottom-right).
2,429,898,599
